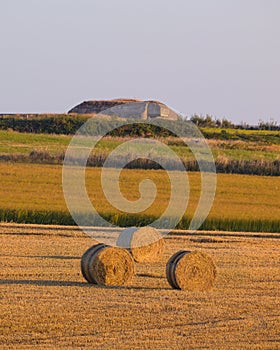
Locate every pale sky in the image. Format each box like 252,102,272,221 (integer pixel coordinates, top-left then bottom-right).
0,0,279,124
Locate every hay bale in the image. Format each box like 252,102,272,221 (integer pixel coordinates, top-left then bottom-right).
117,226,164,263
166,250,217,291
166,250,186,289
87,246,135,286
81,243,107,284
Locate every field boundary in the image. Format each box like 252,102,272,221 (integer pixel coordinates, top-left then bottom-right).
1,223,279,238
1,209,280,233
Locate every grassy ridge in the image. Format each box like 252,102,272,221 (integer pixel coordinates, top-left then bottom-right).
0,163,279,232
0,130,280,176
1,130,280,175
1,130,279,160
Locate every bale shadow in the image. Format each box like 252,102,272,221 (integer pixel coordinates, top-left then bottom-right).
0,279,88,287
189,238,225,243
0,279,170,290
137,273,165,279
0,254,80,260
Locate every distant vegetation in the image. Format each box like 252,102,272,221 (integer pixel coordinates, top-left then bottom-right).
2,150,280,176
0,125,279,175
190,114,280,130
0,114,89,135
1,113,280,136
0,113,279,175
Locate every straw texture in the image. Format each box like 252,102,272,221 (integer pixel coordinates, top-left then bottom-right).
117,226,164,263
86,246,135,286
166,250,217,291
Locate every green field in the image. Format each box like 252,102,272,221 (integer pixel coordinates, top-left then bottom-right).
0,130,71,155
0,129,279,161
0,163,279,232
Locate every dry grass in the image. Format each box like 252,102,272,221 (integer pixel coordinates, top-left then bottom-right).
0,223,279,349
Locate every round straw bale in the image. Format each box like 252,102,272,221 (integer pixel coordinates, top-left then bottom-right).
166,250,217,291
81,243,107,284
88,246,135,286
117,226,164,263
166,250,187,289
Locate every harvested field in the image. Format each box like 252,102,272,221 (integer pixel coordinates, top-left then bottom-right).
0,224,279,349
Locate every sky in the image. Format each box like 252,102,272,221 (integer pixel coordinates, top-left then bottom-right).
0,0,279,125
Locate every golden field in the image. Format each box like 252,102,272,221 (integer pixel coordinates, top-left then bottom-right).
0,162,280,223
0,224,279,349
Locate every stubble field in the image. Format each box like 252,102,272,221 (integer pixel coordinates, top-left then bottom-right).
0,224,279,349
